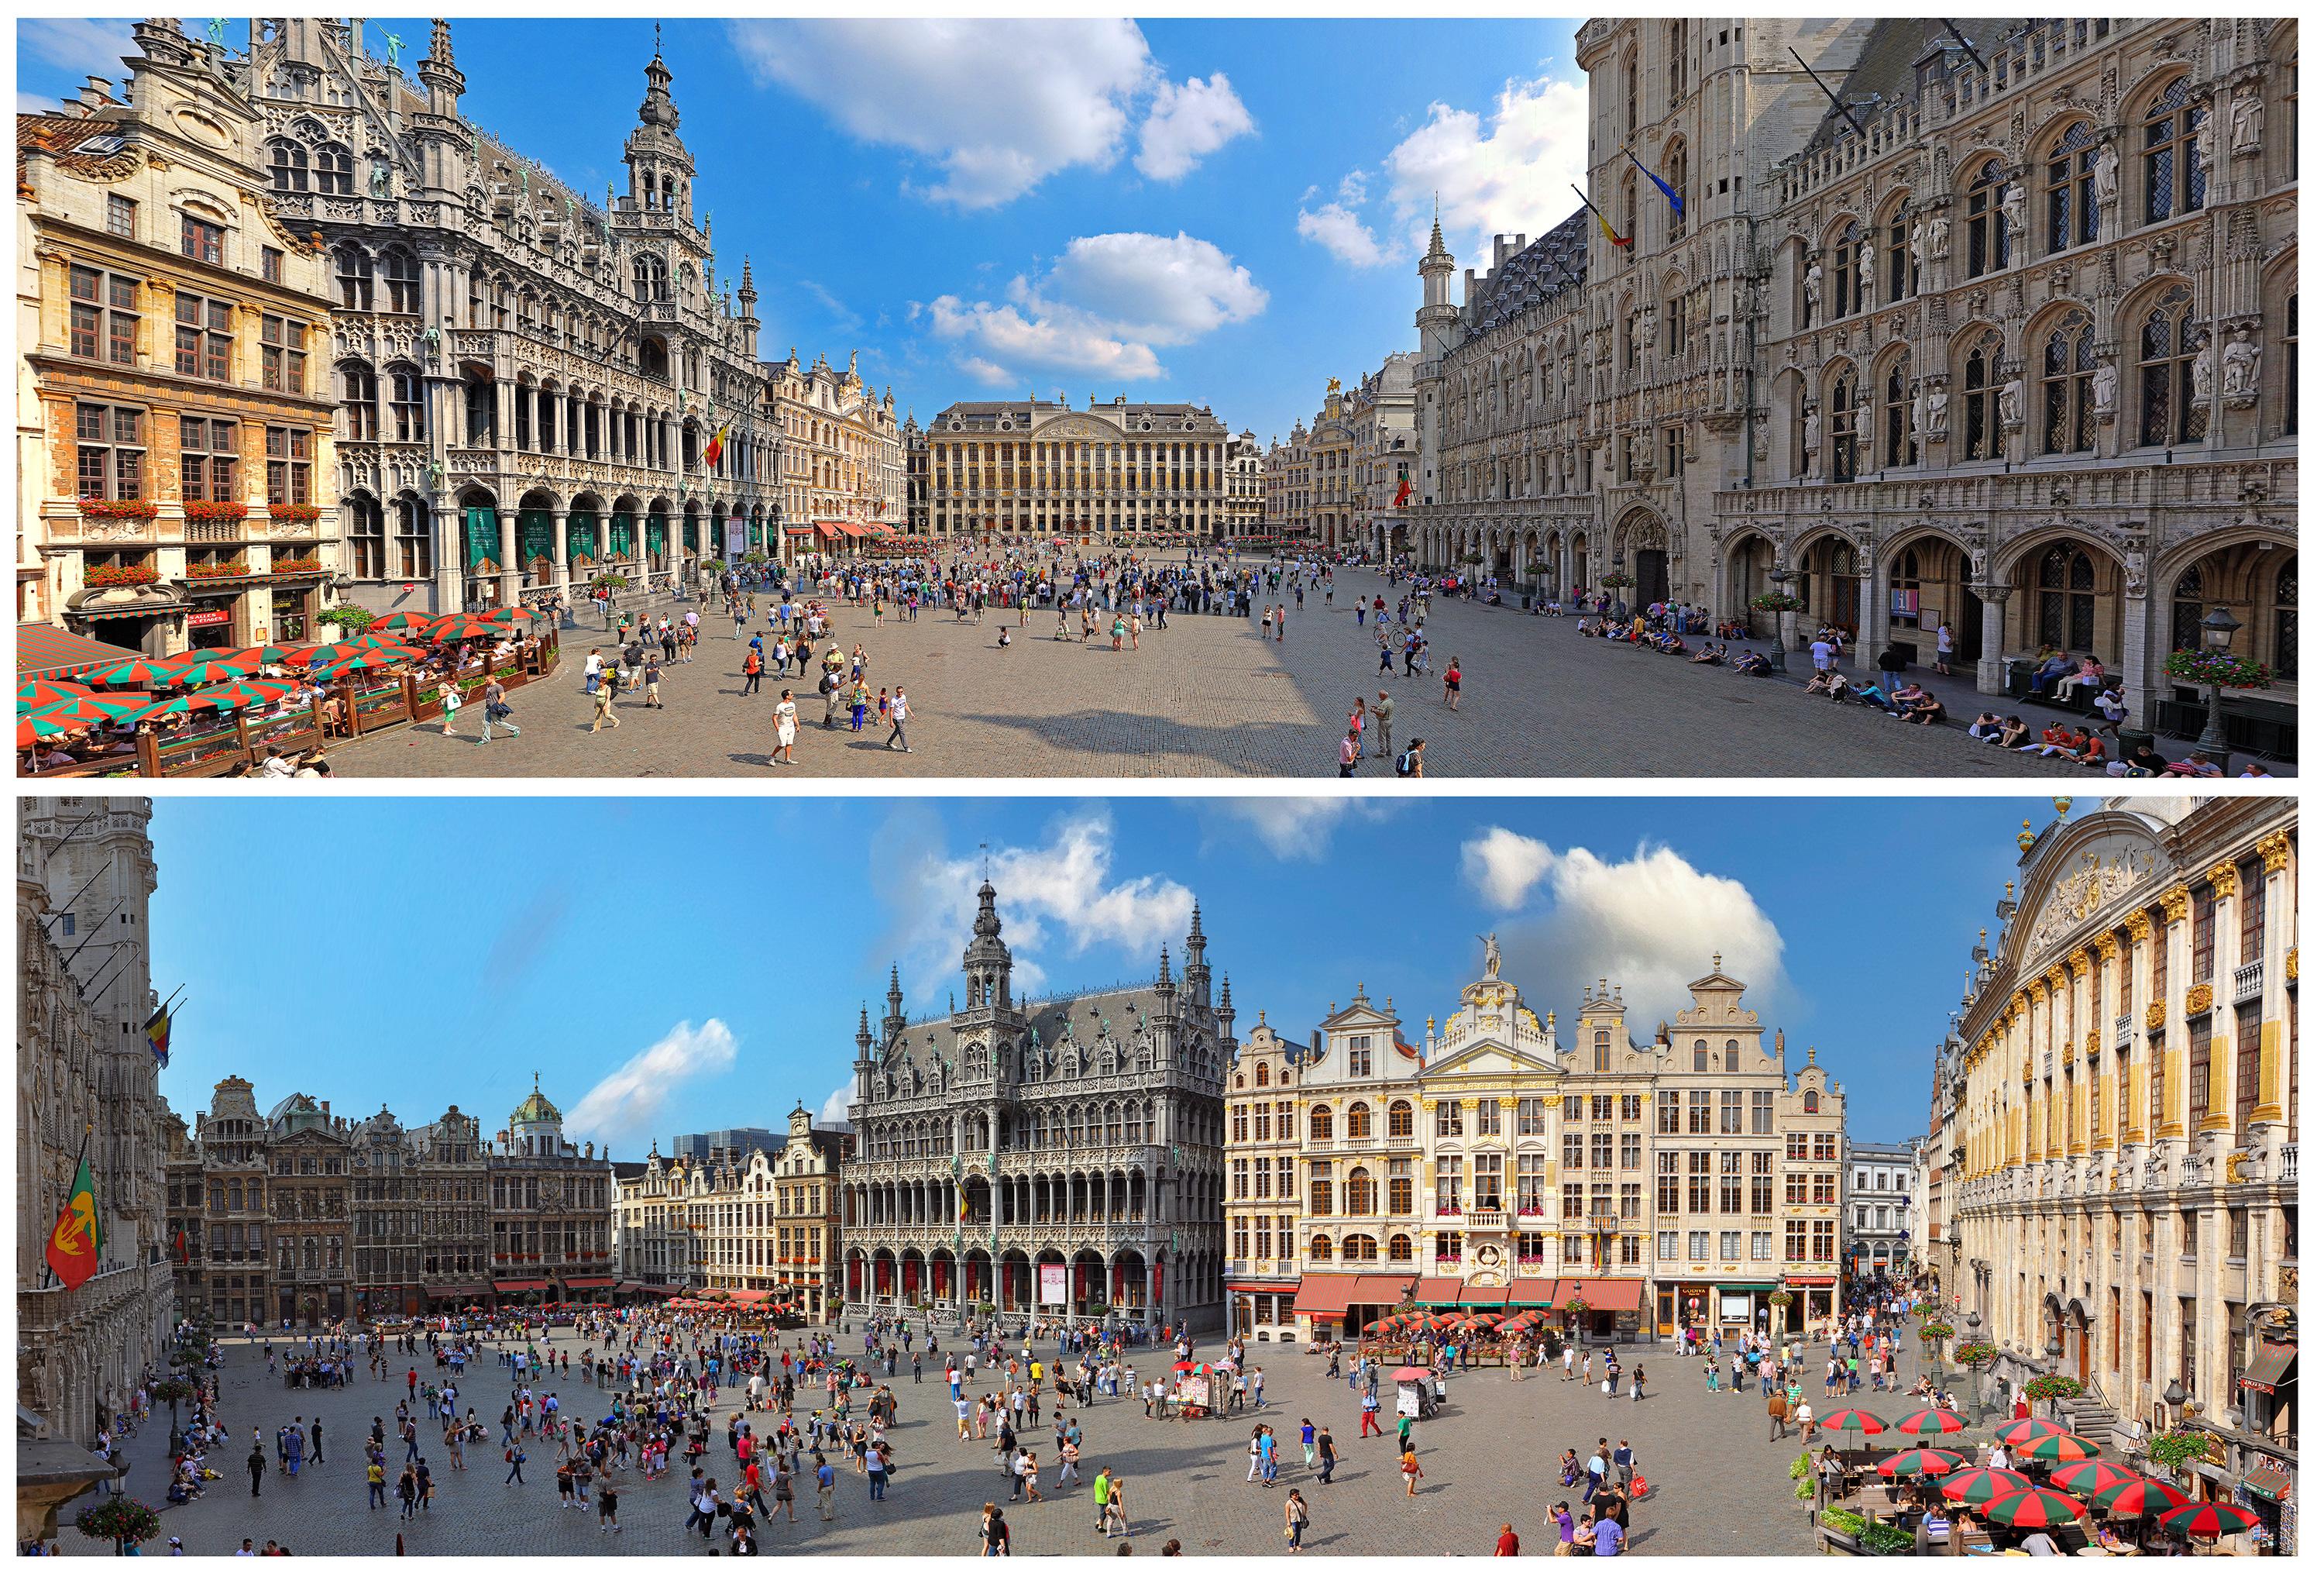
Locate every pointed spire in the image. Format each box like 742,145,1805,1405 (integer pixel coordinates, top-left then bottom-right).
430,17,454,69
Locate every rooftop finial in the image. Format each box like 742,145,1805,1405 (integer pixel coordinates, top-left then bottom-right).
653,20,663,62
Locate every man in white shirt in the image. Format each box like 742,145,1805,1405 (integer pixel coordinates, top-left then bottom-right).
583,649,604,694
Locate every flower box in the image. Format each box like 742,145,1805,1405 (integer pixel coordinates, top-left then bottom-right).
77,498,160,521
184,500,249,524
186,560,253,580
271,556,323,575
268,503,324,524
84,564,160,588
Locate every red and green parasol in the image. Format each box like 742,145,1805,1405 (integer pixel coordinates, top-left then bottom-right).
1877,1447,1966,1477
1998,1417,2064,1448
2090,1478,2192,1520
2160,1501,2261,1542
87,656,184,688
1892,1407,1968,1436
2021,1431,2103,1464
1939,1465,2032,1505
1820,1406,1889,1449
2047,1460,2143,1497
160,652,257,686
1978,1485,2086,1529
17,678,93,710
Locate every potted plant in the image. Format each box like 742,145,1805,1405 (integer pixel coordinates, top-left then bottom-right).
2162,648,2273,690
84,564,160,589
77,498,160,522
73,1495,160,1554
1525,562,1556,576
1918,1320,1956,1344
1564,1296,1592,1329
268,502,324,524
1952,1340,1998,1369
183,500,249,523
1600,571,1636,590
1749,591,1805,613
187,559,251,580
150,1375,194,1426
318,606,377,634
2025,1373,2084,1403
2143,1430,2209,1476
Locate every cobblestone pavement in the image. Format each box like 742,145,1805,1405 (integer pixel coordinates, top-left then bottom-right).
99,1329,1915,1555
315,568,2072,779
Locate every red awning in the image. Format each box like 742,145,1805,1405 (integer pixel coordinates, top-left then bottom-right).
728,1290,772,1306
1507,1278,1562,1308
1411,1276,1463,1306
16,622,146,680
783,525,815,536
1227,1278,1301,1293
1352,1275,1413,1303
566,1277,616,1290
1557,1278,1645,1313
493,1279,548,1293
1291,1273,1363,1316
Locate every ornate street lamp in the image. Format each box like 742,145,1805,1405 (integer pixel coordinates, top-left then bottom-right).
1766,565,1796,673
2164,1377,2187,1425
2195,604,2243,756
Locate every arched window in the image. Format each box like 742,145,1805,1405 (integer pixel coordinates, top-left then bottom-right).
267,138,308,193
1803,1091,1820,1114
2170,564,2206,654
2040,311,2096,455
315,142,354,196
2272,560,2298,682
1962,331,2005,461
1346,1169,1376,1216
1388,1233,1414,1262
1347,1103,1373,1141
1255,1062,1270,1087
341,361,377,440
380,249,421,314
1883,356,1916,466
1724,1038,1741,1072
1830,221,1862,318
1965,160,2011,277
1885,202,1913,303
2045,121,2099,252
335,245,372,311
2140,77,2208,225
2284,291,2299,439
1342,1234,1378,1263
1309,1105,1334,1143
392,494,431,577
1387,1101,1414,1138
1621,174,1638,249
2138,285,2206,446
1830,367,1860,484
387,365,423,442
1693,1038,1708,1072
1310,1233,1334,1262
2035,545,2099,652
1624,54,1638,136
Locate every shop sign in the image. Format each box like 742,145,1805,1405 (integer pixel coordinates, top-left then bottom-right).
1038,1264,1067,1306
187,608,232,628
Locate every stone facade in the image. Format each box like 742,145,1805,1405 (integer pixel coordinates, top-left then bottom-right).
1224,430,1263,540
1843,1136,1920,1281
761,348,904,560
15,797,174,1457
1348,353,1420,559
1229,948,1848,1344
16,20,342,656
487,1078,616,1306
927,398,1238,544
1262,419,1311,542
841,888,1230,1331
346,1103,489,1319
1407,17,2295,729
900,413,931,539
620,1104,851,1320
1934,797,2295,1484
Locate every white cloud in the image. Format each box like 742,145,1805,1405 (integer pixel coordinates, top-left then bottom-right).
886,811,1194,1001
567,1020,739,1147
1477,836,1788,1029
925,232,1264,384
1205,797,1397,861
796,279,861,333
1135,71,1254,181
1296,202,1389,269
1461,827,1559,910
18,92,61,115
731,19,1237,208
1380,73,1590,260
19,19,135,84
820,1083,853,1124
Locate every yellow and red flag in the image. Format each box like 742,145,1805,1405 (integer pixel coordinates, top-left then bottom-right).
703,422,729,469
46,1147,101,1290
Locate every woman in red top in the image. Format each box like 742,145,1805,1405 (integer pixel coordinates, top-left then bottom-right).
1442,658,1463,711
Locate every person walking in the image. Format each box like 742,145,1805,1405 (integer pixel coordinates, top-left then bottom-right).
1338,725,1361,776
1359,1383,1382,1437
1371,691,1395,757
815,1454,837,1521
248,1441,266,1498
885,688,911,753
478,675,519,742
1284,1488,1310,1552
438,678,463,738
741,646,764,697
1091,1466,1112,1533
1442,656,1463,711
643,656,665,709
1401,1445,1423,1497
1102,1475,1126,1538
772,691,799,766
1316,1426,1337,1485
589,676,621,733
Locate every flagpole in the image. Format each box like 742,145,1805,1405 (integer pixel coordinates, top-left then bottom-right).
41,1124,93,1292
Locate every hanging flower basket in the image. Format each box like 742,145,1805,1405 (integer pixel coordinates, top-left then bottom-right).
1459,552,1485,565
77,498,160,521
1600,572,1636,590
1952,1341,1999,1368
186,559,252,580
2024,1373,2085,1402
591,573,630,592
1918,1320,1956,1343
2162,649,2272,690
318,606,376,633
1769,1289,1794,1309
183,500,249,524
1525,563,1556,575
73,1496,160,1546
268,503,323,523
2143,1430,2209,1473
1750,592,1805,613
84,564,160,589
1563,1296,1592,1320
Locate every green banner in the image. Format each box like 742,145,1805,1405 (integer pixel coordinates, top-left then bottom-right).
566,512,600,562
517,510,555,567
749,523,765,552
646,518,667,556
682,520,700,551
608,512,634,556
463,507,500,571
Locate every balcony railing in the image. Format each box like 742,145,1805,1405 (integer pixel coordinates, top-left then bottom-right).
1466,1208,1509,1232
2282,1145,2298,1184
2233,962,2265,1003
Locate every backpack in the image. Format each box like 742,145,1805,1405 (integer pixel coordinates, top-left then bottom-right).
1394,749,1416,777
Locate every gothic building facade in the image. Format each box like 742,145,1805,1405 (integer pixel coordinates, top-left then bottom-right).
1408,17,2295,731
243,18,786,611
841,886,1230,1331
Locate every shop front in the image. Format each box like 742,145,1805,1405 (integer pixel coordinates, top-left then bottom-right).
1783,1273,1838,1334
269,577,321,644
1661,1280,1773,1342
184,594,242,651
1230,1277,1299,1341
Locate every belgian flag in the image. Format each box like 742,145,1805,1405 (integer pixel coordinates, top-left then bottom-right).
703,422,730,469
46,1141,102,1291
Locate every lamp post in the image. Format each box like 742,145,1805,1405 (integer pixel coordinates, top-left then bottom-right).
2164,1377,2186,1427
2195,604,2242,756
1767,565,1796,673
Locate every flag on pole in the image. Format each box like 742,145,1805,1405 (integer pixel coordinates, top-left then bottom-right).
1622,146,1684,219
143,997,175,1067
1570,184,1631,249
1392,477,1412,509
46,1140,102,1290
703,422,729,469
175,1227,190,1265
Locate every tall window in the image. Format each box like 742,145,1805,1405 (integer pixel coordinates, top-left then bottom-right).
178,418,238,504
1885,204,1913,302
347,494,385,578
74,403,144,500
393,495,433,577
2045,121,2100,251
260,315,307,394
68,264,138,366
2035,544,2098,652
1962,332,2005,460
2137,286,2207,446
1830,221,1862,318
1965,160,2010,277
2140,77,2208,225
106,193,136,238
388,366,425,442
315,142,354,196
335,246,373,310
174,291,232,382
265,427,311,506
2041,311,2096,455
1830,368,1859,483
1624,55,1638,136
2285,292,2299,437
1346,1034,1371,1078
342,363,378,440
2273,561,2297,682
1883,358,1915,466
180,214,224,265
1666,143,1688,243
380,249,421,314
267,139,308,192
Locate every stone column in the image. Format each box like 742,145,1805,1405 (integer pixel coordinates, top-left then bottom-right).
1856,566,1881,670
2254,832,2292,1127
497,508,520,604
552,511,572,608
2119,573,2155,734
432,503,462,613
1972,584,2012,696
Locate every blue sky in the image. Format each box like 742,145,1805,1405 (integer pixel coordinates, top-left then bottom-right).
18,16,1589,444
144,796,2076,1155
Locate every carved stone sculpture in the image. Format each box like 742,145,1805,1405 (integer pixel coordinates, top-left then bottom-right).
2092,141,2119,205
2191,338,2216,402
2221,322,2260,401
2092,357,2118,415
1803,405,1823,477
2001,180,2027,238
2230,88,2263,152
1927,214,1950,259
1803,260,1824,325
1999,376,2024,429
